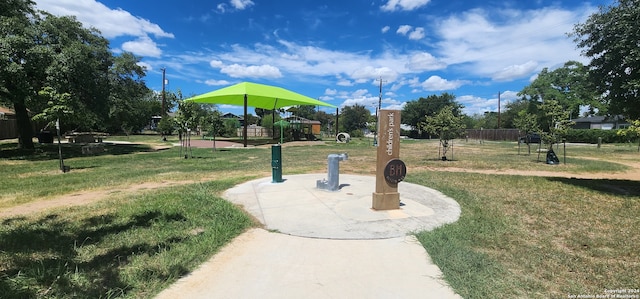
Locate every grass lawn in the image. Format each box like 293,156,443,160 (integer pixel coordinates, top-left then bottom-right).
1,136,638,298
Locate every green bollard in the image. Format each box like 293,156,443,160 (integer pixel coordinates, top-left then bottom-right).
271,144,283,183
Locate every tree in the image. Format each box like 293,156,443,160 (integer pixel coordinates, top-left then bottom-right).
293,105,316,119
616,119,640,151
421,105,466,160
31,87,76,130
39,13,112,131
1,2,113,149
175,98,207,138
107,52,152,134
402,93,462,136
540,99,574,149
340,104,370,135
513,110,540,154
315,110,334,134
572,0,640,119
1,0,46,149
518,61,599,119
203,110,225,138
157,116,176,136
222,118,240,137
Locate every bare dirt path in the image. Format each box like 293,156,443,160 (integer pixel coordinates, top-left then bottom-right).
414,162,640,181
0,180,200,219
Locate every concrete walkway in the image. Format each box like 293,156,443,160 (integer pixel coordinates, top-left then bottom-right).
155,174,462,299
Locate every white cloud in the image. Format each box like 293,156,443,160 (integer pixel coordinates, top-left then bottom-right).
492,61,538,81
34,0,173,57
396,25,412,35
210,60,224,68
457,95,493,115
220,64,283,79
457,90,518,115
420,75,465,91
217,0,254,13
381,26,391,34
122,36,162,58
341,95,379,110
337,79,354,86
408,27,425,40
397,25,424,41
434,6,595,80
325,89,338,96
230,0,254,10
406,52,446,71
34,0,174,39
381,0,431,12
351,66,399,83
205,79,231,86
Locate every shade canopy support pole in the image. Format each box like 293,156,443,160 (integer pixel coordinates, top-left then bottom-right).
243,94,248,147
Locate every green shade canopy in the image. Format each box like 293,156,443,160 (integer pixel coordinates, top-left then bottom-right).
185,82,335,110
185,82,335,147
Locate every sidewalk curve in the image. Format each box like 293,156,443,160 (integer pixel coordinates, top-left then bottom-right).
155,174,462,299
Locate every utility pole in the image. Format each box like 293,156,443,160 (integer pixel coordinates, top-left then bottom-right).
497,91,501,129
161,68,166,116
374,77,387,146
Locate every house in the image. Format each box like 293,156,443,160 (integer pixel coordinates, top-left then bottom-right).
222,113,245,127
571,115,629,130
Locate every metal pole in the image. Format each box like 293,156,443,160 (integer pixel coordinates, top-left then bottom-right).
374,77,385,146
56,118,66,172
497,91,501,129
563,139,566,164
161,68,166,115
243,94,248,147
335,107,339,137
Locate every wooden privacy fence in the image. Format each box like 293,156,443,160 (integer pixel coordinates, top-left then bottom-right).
237,126,271,137
0,119,19,140
466,129,520,141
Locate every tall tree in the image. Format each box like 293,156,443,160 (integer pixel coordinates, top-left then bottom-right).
340,104,370,134
293,105,316,120
1,0,43,149
572,0,640,119
107,53,152,133
39,13,112,131
0,1,113,149
402,93,462,134
518,61,599,119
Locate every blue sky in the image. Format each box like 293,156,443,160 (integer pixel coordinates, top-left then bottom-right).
34,0,611,116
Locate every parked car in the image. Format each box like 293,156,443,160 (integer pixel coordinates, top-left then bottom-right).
518,133,541,144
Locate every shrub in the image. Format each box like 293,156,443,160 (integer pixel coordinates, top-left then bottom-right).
564,129,634,143
349,129,364,138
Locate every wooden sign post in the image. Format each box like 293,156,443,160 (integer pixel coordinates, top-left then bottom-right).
372,109,406,210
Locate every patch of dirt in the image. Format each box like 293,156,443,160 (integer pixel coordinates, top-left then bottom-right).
0,181,194,219
2,148,639,219
413,165,640,181
256,141,327,148
0,170,268,219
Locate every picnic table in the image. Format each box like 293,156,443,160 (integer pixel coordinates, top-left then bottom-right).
65,132,108,143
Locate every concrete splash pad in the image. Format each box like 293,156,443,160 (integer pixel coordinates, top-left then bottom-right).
223,174,461,239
